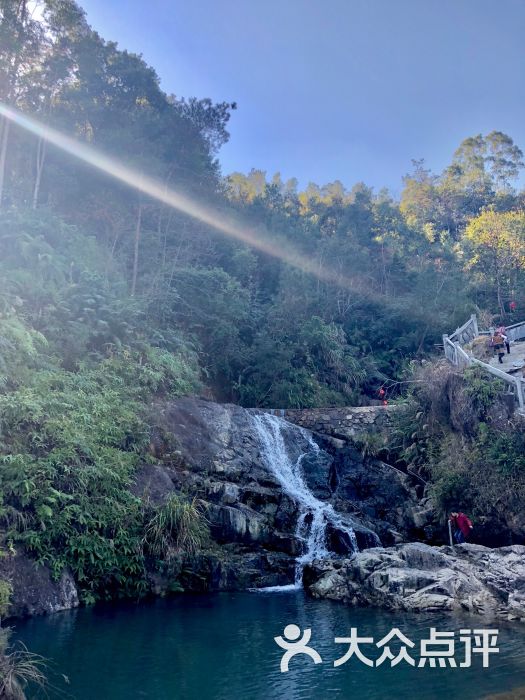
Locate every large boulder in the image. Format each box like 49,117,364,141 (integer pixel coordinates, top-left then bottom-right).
134,400,304,588
304,542,525,622
0,550,78,618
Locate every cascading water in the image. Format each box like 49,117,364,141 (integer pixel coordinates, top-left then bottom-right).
251,412,359,589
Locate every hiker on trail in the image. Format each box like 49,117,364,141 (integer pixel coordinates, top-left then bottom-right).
490,331,506,364
496,325,510,354
510,300,517,313
449,511,473,544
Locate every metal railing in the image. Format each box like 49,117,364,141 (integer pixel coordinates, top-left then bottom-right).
498,319,525,344
443,314,525,414
448,314,479,345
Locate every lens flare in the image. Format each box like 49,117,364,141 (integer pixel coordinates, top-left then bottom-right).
0,103,364,290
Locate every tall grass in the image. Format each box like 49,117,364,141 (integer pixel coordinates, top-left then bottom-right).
143,494,208,563
0,629,46,700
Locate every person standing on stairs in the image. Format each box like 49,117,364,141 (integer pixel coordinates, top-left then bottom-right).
496,325,510,354
491,331,506,364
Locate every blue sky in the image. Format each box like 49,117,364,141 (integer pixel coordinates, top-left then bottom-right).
80,0,525,196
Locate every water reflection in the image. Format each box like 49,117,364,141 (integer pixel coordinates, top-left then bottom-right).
12,591,525,700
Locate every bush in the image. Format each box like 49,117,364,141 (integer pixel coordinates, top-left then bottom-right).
142,494,209,565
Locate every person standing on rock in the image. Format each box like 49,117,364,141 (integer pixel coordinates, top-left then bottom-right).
449,511,473,543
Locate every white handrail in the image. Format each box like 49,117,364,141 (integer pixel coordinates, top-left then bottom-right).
449,314,478,344
443,314,525,413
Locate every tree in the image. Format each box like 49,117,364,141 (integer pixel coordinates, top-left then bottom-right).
172,96,236,155
0,0,44,205
446,134,489,191
485,131,524,192
463,209,525,315
400,159,439,229
26,1,90,208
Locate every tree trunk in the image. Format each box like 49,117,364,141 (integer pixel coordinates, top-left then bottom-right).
32,136,46,210
495,263,505,317
131,203,143,296
0,117,11,208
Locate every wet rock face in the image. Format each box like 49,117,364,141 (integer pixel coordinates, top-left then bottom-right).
135,398,420,592
138,398,311,588
313,438,422,547
0,551,78,619
304,543,525,622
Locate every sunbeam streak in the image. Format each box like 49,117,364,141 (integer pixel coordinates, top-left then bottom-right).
0,103,360,290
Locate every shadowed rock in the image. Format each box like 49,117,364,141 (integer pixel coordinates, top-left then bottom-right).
0,550,78,619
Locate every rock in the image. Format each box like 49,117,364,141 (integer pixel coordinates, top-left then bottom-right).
0,551,78,618
206,504,270,545
300,449,333,499
131,463,178,505
149,550,296,593
323,437,346,450
320,440,421,544
304,542,525,622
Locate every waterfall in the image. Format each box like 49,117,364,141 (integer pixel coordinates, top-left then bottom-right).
251,412,359,589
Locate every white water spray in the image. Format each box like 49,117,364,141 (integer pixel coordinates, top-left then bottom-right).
251,412,359,589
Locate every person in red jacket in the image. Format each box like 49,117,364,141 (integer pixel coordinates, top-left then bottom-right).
449,511,473,543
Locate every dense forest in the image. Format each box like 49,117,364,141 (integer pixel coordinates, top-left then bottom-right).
0,0,524,606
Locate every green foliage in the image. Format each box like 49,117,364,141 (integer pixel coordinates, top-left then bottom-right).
0,316,46,389
462,209,525,314
155,266,251,390
1,0,525,603
351,431,386,459
0,315,200,601
388,398,440,471
0,581,12,621
391,361,525,530
0,364,147,599
143,494,209,565
427,424,525,523
463,365,505,415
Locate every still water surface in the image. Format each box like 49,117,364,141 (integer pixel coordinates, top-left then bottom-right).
12,590,525,700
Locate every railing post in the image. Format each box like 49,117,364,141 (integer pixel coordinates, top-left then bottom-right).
515,378,525,413
443,334,452,365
